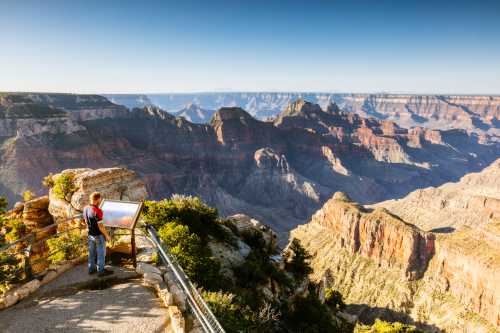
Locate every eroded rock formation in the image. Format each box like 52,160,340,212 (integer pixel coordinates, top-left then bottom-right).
1,93,499,242
291,159,500,332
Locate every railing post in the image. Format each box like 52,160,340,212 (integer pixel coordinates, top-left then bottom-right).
23,234,34,280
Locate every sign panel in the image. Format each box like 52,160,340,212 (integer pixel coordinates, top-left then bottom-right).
99,199,143,229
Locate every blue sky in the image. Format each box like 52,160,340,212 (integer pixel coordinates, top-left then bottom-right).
1,0,499,94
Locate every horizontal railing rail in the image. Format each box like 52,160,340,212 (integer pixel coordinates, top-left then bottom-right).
0,214,85,282
0,214,83,253
144,223,225,333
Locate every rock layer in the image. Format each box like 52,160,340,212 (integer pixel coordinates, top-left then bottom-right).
1,93,499,242
291,159,500,332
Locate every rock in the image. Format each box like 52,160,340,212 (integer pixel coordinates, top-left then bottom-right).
13,202,24,213
55,262,74,275
48,167,147,222
13,279,40,299
70,168,147,210
22,195,54,236
164,271,187,311
0,292,19,309
136,262,162,276
41,270,58,285
136,248,156,263
229,214,277,250
168,306,186,333
291,161,500,332
143,272,163,286
208,240,248,280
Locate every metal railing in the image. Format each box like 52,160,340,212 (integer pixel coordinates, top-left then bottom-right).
0,214,85,281
144,223,226,333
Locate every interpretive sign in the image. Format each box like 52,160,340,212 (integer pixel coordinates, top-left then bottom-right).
99,199,144,267
100,199,143,229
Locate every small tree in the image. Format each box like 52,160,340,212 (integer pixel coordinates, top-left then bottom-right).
23,190,34,202
42,173,55,188
285,238,313,278
52,173,76,200
0,196,7,214
158,222,222,289
325,287,345,312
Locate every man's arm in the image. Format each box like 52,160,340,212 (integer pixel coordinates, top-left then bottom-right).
98,222,111,242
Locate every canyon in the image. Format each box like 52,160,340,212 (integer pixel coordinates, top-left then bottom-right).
106,92,500,140
291,159,500,332
1,92,499,242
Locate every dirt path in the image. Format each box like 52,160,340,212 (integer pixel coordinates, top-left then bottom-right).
0,264,172,333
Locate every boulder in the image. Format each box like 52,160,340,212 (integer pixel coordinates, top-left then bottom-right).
136,262,162,276
143,272,163,286
48,167,147,222
229,214,277,250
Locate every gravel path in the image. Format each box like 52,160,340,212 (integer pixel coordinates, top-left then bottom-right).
0,264,171,333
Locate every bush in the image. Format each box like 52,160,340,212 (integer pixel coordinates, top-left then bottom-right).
52,173,76,200
47,230,86,263
233,250,269,288
356,319,422,333
0,252,24,294
202,291,253,332
4,218,27,243
142,195,227,241
283,292,339,333
158,222,223,290
0,196,7,214
325,287,346,312
23,190,34,202
42,173,55,188
240,229,266,251
285,238,313,278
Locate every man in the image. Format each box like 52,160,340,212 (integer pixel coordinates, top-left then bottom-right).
83,192,113,277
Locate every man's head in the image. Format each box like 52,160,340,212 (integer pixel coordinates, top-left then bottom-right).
89,192,102,206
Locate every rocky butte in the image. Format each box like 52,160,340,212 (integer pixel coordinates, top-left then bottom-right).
106,92,500,140
291,158,500,332
0,92,499,242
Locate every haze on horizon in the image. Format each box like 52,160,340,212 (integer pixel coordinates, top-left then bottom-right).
1,0,499,95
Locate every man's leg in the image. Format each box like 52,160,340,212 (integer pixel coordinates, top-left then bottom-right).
88,235,97,274
96,234,106,272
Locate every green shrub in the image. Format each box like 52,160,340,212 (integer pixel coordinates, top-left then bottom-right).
202,290,253,332
325,287,346,312
142,195,227,241
356,319,422,333
4,218,27,243
23,190,34,202
158,222,223,290
283,292,339,333
0,252,24,294
47,230,86,264
42,173,55,188
52,173,76,200
285,238,313,278
240,229,266,251
0,196,7,214
234,250,268,288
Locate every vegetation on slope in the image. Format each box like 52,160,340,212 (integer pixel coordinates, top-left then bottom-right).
0,197,26,293
142,195,353,332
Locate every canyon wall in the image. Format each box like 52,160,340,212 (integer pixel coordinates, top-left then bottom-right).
105,93,500,141
1,93,499,242
291,159,500,332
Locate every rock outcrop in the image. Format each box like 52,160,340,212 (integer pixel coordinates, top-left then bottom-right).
291,159,500,332
48,167,147,221
105,92,500,140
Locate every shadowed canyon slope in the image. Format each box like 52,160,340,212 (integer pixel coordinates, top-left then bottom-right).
1,92,499,240
291,159,500,332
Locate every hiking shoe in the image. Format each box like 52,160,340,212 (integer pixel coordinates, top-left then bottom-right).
97,269,114,277
88,270,97,275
